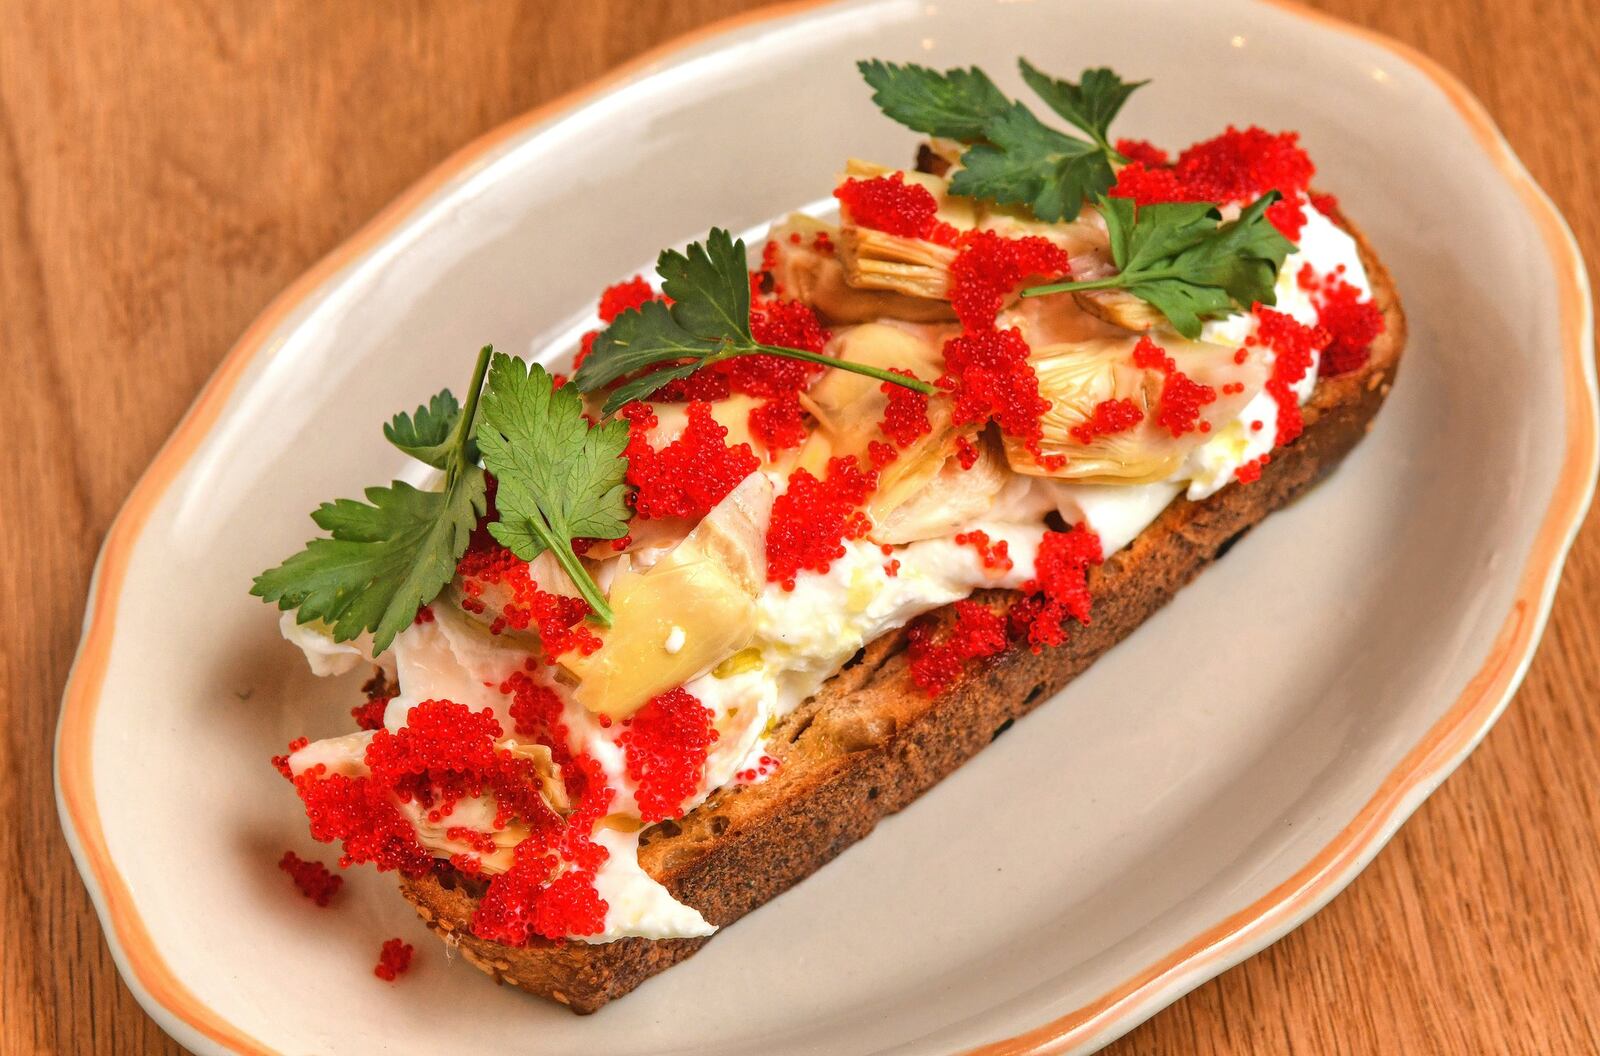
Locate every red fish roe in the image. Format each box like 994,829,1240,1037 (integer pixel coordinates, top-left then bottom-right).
621,401,759,520
1299,265,1385,376
1308,192,1341,219
766,455,878,590
289,767,434,876
272,736,309,779
1132,336,1218,437
365,699,554,829
1110,126,1315,240
812,230,835,254
617,687,719,822
374,938,414,981
456,543,602,658
504,670,572,767
1069,397,1145,445
597,276,656,323
940,326,1052,448
908,600,1009,695
279,850,342,907
1115,138,1170,167
1253,306,1331,446
947,231,1071,330
954,435,981,470
834,172,960,246
1235,453,1271,484
735,753,780,784
953,529,1014,574
1011,525,1103,649
741,298,831,393
471,752,615,944
575,330,599,370
879,370,932,448
350,697,388,732
749,391,810,454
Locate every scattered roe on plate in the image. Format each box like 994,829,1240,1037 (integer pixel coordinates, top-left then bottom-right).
1010,525,1104,650
1132,336,1218,438
374,938,414,981
765,455,878,590
617,687,719,823
908,600,1010,696
279,850,342,907
834,172,960,246
621,401,760,520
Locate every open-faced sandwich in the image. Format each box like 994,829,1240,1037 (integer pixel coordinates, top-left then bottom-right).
256,57,1403,1012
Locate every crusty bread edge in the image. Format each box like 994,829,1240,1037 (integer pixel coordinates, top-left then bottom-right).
399,216,1406,1013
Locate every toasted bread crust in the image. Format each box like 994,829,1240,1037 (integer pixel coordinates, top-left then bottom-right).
400,216,1406,1014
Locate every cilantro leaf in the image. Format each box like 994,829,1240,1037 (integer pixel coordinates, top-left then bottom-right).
857,57,1148,223
949,103,1114,222
856,60,1011,141
1021,193,1296,338
1018,61,1146,152
572,229,936,414
252,348,492,654
477,353,630,625
383,389,463,469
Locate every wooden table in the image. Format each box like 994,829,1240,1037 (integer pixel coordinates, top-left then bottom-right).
3,1,1597,1052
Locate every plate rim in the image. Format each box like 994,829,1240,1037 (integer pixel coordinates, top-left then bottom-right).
52,2,1598,1054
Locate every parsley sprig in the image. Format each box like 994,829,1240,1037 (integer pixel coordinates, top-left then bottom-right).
571,228,936,414
253,346,631,654
1020,193,1295,338
858,58,1146,222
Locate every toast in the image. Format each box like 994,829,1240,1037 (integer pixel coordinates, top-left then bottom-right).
395,213,1405,1012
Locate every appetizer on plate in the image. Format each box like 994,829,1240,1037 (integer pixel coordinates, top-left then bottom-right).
255,57,1402,1012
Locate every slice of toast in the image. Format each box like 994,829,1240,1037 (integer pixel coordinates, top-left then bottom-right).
399,212,1405,1014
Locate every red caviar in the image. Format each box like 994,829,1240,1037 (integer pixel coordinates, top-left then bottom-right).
504,671,572,769
908,600,1009,695
880,370,932,448
1132,336,1218,437
766,456,878,589
1299,264,1384,376
279,850,342,907
374,938,414,981
740,298,831,395
456,542,602,658
834,172,960,246
597,277,656,323
621,401,759,520
1235,453,1271,484
940,327,1052,448
748,392,809,454
288,767,434,876
1115,138,1170,167
1253,306,1331,446
947,231,1071,330
953,529,1014,574
617,687,719,822
1110,126,1315,240
954,435,981,470
735,754,781,784
1069,397,1144,445
1011,525,1103,649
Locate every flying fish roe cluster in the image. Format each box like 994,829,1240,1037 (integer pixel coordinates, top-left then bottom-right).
1011,525,1104,649
1069,397,1145,445
617,687,719,822
1132,336,1218,437
765,455,878,590
947,230,1071,330
1299,263,1385,376
908,600,1010,695
940,327,1053,450
598,277,657,323
1252,306,1331,446
456,540,602,658
879,370,933,448
351,673,394,732
834,172,960,246
279,850,342,907
742,298,831,393
1110,126,1315,240
953,529,1013,574
621,401,760,520
374,938,414,981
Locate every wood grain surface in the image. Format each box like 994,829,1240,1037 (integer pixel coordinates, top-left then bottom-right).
3,1,1597,1052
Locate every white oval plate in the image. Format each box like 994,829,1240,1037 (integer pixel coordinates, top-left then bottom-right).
57,1,1595,1053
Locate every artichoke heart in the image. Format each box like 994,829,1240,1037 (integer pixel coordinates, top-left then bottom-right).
1006,335,1270,483
835,160,972,300
564,472,773,719
768,213,957,325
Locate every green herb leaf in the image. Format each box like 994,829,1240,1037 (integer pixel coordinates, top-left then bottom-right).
1017,60,1146,153
857,57,1147,222
383,389,463,469
856,60,1011,141
252,349,493,654
572,229,937,415
1021,193,1296,338
949,103,1114,222
477,353,630,625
